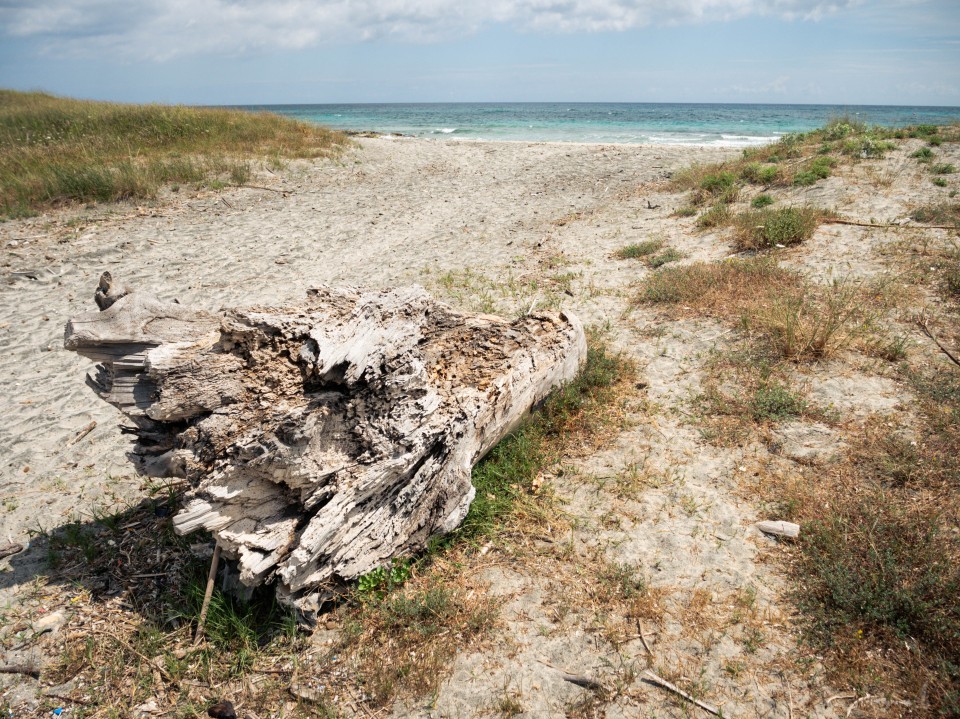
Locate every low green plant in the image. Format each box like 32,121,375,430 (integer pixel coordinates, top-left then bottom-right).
674,205,697,217
793,156,836,186
933,177,949,187
910,203,960,226
700,171,737,195
741,163,779,185
800,492,960,656
358,559,413,599
751,194,774,209
615,239,663,259
912,147,934,162
647,248,684,268
932,163,957,175
750,382,806,421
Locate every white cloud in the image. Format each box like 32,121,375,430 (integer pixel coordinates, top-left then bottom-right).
0,0,859,60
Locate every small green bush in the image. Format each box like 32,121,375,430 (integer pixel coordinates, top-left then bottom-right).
934,177,949,188
912,147,934,161
733,206,825,250
751,194,774,209
674,205,697,217
700,172,737,195
932,163,956,175
751,383,806,421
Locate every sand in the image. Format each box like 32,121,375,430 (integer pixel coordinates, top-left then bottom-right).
1,135,957,717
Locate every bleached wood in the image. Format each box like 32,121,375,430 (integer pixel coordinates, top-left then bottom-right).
756,520,801,539
65,279,586,621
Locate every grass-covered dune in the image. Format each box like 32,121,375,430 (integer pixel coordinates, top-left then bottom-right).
0,90,350,218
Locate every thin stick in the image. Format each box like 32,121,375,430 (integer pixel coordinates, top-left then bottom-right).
823,218,958,230
538,658,603,691
642,670,720,716
636,618,653,657
67,420,96,446
917,314,960,368
194,542,222,645
0,665,40,679
241,185,289,194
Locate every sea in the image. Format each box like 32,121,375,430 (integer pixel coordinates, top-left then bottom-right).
234,102,960,147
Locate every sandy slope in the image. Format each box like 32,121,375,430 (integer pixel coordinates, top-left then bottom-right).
1,135,956,717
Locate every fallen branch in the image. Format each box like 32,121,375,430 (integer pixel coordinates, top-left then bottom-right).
0,665,40,679
67,420,96,446
642,670,720,716
823,218,959,230
917,313,960,368
538,659,604,692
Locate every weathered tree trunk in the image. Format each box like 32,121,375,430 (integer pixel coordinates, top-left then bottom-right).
64,277,586,620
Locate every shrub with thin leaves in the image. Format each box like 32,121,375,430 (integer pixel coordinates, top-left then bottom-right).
733,206,827,251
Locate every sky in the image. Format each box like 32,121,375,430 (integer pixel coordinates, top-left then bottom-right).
0,0,958,106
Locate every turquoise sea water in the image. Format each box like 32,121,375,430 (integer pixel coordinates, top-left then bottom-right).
235,102,960,147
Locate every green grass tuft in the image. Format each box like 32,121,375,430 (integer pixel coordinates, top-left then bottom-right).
615,239,663,259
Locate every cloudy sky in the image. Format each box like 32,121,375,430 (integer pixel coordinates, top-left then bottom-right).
0,0,958,105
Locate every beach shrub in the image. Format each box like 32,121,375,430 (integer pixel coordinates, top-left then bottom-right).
732,206,826,251
932,163,956,175
823,116,867,140
751,194,774,209
741,163,779,185
933,177,948,187
912,147,934,162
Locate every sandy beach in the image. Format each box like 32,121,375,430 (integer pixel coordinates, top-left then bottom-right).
2,134,958,717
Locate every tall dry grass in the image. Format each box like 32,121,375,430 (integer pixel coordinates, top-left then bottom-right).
0,90,350,217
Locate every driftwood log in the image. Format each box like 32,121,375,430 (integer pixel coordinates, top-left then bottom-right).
64,277,586,620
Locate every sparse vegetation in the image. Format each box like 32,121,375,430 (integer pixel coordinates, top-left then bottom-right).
0,90,350,217
910,202,960,227
931,162,957,175
696,203,731,229
751,193,774,208
647,248,684,268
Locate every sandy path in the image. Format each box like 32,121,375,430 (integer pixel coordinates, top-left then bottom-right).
0,139,730,544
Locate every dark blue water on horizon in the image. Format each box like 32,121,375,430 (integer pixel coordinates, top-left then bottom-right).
232,102,960,147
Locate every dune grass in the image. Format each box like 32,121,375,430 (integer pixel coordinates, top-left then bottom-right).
0,90,350,218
